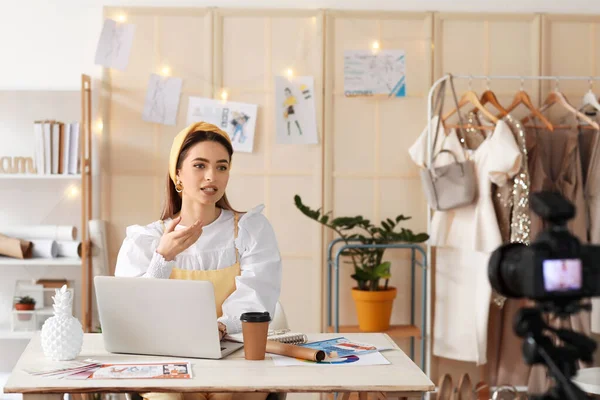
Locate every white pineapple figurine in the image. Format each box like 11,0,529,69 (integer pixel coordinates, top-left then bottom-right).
41,285,83,361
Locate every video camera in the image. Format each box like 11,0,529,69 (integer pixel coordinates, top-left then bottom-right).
488,191,600,400
489,191,600,302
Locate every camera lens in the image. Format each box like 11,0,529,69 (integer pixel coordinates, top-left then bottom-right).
488,242,533,298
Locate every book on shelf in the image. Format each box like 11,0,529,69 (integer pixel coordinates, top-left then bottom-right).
33,120,80,175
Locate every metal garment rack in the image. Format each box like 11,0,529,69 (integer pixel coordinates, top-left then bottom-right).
423,73,600,385
326,238,428,371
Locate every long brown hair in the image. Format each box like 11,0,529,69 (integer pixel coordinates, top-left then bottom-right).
160,130,239,220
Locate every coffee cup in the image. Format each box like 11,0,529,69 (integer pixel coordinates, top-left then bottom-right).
240,311,271,360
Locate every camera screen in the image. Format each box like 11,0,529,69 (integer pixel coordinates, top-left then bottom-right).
542,258,582,292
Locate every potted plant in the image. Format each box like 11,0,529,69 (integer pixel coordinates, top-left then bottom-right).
14,295,36,321
294,195,429,332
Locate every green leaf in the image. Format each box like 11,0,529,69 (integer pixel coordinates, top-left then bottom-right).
373,261,392,280
320,215,329,224
396,215,411,223
381,221,391,231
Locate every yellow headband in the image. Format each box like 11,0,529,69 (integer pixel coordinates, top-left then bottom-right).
169,121,232,184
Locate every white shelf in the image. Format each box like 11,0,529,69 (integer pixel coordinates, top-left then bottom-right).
0,257,80,266
0,174,81,180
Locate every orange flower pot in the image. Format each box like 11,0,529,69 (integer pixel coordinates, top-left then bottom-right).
15,303,35,321
351,287,397,332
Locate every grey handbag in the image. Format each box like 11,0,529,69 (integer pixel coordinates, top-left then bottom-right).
420,75,478,211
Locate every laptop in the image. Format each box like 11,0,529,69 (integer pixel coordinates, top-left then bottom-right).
94,276,244,359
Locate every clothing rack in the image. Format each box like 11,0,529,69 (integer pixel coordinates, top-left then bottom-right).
423,73,600,388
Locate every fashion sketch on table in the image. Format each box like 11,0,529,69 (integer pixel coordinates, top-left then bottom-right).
409,116,522,365
114,121,283,400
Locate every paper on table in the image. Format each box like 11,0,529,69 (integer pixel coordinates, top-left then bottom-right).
270,350,391,367
87,361,192,379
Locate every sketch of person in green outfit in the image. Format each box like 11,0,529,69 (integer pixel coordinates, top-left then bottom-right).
283,87,303,136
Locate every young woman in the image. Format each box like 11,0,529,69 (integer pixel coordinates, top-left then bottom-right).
114,120,282,343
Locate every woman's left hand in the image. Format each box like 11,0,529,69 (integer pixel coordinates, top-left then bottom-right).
218,322,227,340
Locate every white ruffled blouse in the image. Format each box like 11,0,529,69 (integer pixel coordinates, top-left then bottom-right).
114,204,282,334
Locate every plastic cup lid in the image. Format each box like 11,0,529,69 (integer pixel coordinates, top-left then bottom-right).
240,311,271,323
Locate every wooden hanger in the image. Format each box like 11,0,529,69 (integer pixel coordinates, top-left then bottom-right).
534,89,599,130
506,88,554,131
469,81,508,118
480,89,508,117
442,90,499,126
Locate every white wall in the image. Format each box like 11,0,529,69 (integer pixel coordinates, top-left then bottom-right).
2,0,600,90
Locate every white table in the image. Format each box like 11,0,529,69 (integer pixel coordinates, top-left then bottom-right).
4,333,434,400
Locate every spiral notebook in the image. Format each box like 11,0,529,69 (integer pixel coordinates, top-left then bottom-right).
225,329,308,345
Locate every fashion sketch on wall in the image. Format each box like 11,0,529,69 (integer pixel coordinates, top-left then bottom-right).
142,74,183,126
274,76,319,145
344,50,406,97
186,97,258,153
94,18,136,71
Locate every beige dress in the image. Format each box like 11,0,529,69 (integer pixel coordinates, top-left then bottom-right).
505,118,591,394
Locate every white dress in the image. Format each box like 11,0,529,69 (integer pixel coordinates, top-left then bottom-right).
410,118,522,364
114,204,283,334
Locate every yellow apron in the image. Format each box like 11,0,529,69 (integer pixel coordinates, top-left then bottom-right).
167,211,241,318
144,212,243,400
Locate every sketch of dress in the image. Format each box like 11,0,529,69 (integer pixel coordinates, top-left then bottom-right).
142,74,183,126
147,79,168,124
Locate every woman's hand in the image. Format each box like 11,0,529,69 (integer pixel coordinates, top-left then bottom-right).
218,322,227,340
156,216,204,261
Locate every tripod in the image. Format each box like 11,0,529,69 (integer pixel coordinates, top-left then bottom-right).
514,303,597,400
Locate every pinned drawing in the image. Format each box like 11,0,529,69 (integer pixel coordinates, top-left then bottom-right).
142,74,183,126
344,50,406,97
94,18,136,71
275,76,319,145
187,97,258,153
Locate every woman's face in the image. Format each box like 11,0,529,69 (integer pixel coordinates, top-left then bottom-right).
177,140,231,206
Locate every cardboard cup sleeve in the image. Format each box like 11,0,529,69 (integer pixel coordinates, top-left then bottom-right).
0,234,32,259
266,340,325,362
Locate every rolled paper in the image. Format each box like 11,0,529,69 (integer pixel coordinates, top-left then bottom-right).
0,225,77,242
31,240,58,258
265,340,325,362
0,234,32,259
56,241,82,258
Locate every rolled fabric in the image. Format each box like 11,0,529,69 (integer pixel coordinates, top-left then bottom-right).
265,341,325,362
0,234,32,259
56,241,82,258
31,240,58,258
0,225,77,242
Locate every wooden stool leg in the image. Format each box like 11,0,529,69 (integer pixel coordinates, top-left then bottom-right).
358,393,368,400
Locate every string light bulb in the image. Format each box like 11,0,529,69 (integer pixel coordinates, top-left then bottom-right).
161,66,171,76
117,14,127,23
372,41,380,51
220,89,228,101
286,68,294,78
66,185,79,199
96,120,103,132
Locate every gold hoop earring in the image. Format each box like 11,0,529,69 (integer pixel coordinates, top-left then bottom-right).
175,180,183,193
